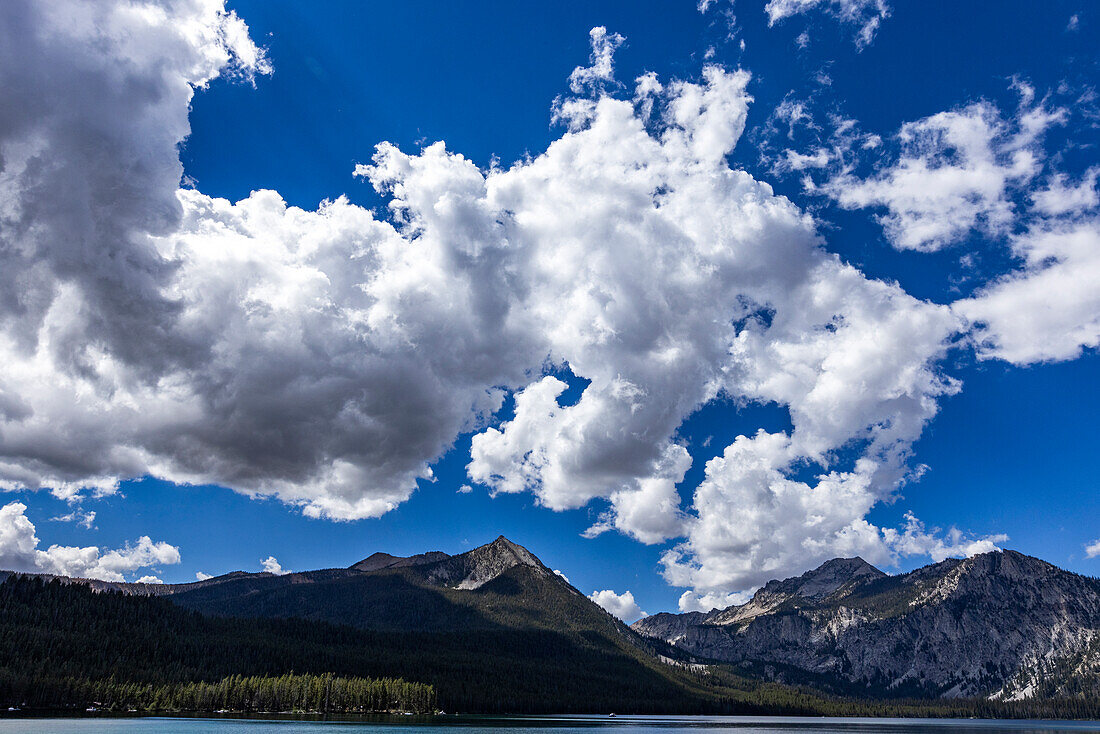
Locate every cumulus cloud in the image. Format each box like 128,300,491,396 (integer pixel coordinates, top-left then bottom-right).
957,216,1100,363
791,85,1099,367
0,4,1007,604
195,571,214,580
260,556,291,575
884,512,1008,563
765,0,890,49
822,93,1063,252
1086,540,1100,559
135,575,164,584
1032,168,1100,216
678,589,752,613
588,589,648,621
0,502,180,582
568,26,624,95
951,120,1099,364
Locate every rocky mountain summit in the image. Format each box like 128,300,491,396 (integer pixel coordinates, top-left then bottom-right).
416,535,549,589
633,550,1100,700
345,536,551,590
350,550,450,573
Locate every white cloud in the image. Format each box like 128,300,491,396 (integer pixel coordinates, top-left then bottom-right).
1031,168,1099,216
784,148,831,171
757,98,882,182
588,589,647,622
823,96,1063,252
135,575,164,584
925,98,1100,365
0,503,38,572
771,96,817,140
457,484,473,494
883,511,1008,563
195,571,214,580
0,502,179,582
568,27,624,95
261,555,291,575
553,569,570,583
793,88,1099,368
957,216,1100,364
51,510,96,529
765,0,889,49
678,589,752,613
1086,540,1100,559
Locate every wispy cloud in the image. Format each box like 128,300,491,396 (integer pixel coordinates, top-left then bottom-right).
764,0,890,50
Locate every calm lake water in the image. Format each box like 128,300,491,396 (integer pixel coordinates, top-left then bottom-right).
0,716,1097,734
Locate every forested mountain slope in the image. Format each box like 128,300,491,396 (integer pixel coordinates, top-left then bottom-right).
4,538,1100,715
0,573,736,713
0,537,737,713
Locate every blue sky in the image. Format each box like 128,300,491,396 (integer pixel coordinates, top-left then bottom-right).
0,0,1097,619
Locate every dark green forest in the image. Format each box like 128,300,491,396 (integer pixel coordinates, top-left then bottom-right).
1,576,1098,718
0,575,730,713
2,673,434,714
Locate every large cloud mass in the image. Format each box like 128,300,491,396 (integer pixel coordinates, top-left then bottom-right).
0,0,1031,598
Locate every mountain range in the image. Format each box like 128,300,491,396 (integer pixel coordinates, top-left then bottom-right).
633,550,1100,701
2,537,1099,714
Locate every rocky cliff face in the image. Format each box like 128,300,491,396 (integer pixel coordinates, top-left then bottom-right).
633,550,1100,700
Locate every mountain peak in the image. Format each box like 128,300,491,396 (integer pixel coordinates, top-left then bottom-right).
484,535,540,561
761,556,886,600
345,537,544,589
944,549,1061,585
466,536,543,571
423,536,546,589
709,556,886,625
350,550,450,573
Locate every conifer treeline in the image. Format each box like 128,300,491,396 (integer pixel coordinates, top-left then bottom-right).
0,672,435,714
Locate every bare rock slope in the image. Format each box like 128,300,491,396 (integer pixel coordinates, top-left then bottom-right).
633,550,1100,699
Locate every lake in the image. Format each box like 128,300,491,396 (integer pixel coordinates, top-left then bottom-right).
0,716,1097,734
